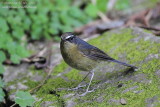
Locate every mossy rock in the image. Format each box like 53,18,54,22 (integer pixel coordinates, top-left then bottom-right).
8,27,160,107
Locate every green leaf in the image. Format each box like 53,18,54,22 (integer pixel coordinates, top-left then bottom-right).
31,25,42,40
37,14,48,24
10,54,21,64
43,31,51,39
16,46,29,58
26,7,37,14
23,18,31,29
0,64,5,74
115,0,130,10
68,6,83,18
97,0,108,12
49,24,61,34
15,91,35,107
12,16,22,26
0,88,5,102
0,4,9,17
0,78,5,88
0,17,9,32
7,42,16,54
0,33,13,50
50,12,62,33
71,19,83,27
84,4,98,18
12,29,24,40
0,51,6,63
55,0,70,10
59,11,74,26
79,15,92,24
61,25,73,32
53,36,61,42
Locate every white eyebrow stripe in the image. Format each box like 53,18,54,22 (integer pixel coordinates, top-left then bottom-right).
65,35,74,39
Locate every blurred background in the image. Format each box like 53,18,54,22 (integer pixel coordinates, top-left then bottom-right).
0,0,159,67
0,0,160,106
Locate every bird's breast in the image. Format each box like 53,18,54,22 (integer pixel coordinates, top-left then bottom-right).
60,41,99,71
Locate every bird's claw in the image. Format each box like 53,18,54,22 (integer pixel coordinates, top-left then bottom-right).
78,88,96,96
68,84,88,91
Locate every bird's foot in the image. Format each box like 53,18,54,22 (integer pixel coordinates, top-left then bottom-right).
68,84,88,91
78,88,97,96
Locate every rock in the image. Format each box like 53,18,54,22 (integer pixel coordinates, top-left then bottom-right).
96,96,104,102
146,96,159,107
155,70,160,78
35,27,160,106
3,42,62,106
40,101,55,107
120,98,127,105
108,98,120,105
4,27,160,106
66,99,77,107
122,86,138,93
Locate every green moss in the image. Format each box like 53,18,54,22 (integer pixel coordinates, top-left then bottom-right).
33,77,72,106
89,28,135,60
32,28,160,106
52,61,68,76
142,59,160,74
24,80,40,90
64,69,82,81
74,28,160,106
29,65,45,76
6,77,34,94
143,29,153,34
75,77,160,107
34,94,65,107
76,28,159,106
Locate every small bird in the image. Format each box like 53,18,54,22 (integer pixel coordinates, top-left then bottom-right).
60,32,137,96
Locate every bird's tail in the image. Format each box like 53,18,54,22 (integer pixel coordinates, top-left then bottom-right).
109,59,137,69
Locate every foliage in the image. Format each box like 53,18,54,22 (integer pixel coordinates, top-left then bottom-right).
0,88,5,102
15,91,35,107
0,0,96,67
0,51,6,74
0,0,131,67
0,0,93,40
85,4,99,18
0,78,5,102
115,0,130,10
85,0,130,17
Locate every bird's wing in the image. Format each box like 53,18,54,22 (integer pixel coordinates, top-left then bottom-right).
76,37,113,61
80,46,113,61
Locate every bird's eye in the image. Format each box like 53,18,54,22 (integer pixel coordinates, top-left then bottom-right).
66,37,74,41
69,37,73,40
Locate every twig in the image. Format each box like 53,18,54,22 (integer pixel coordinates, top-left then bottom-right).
10,103,16,107
107,0,117,10
98,12,110,22
29,72,52,93
29,42,54,93
91,0,110,22
139,26,160,31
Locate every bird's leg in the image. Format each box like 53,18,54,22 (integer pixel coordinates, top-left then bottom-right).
76,72,90,88
79,70,95,96
68,72,90,91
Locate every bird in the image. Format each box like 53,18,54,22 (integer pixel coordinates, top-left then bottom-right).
60,32,137,96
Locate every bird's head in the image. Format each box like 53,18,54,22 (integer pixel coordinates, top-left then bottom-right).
61,32,76,42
